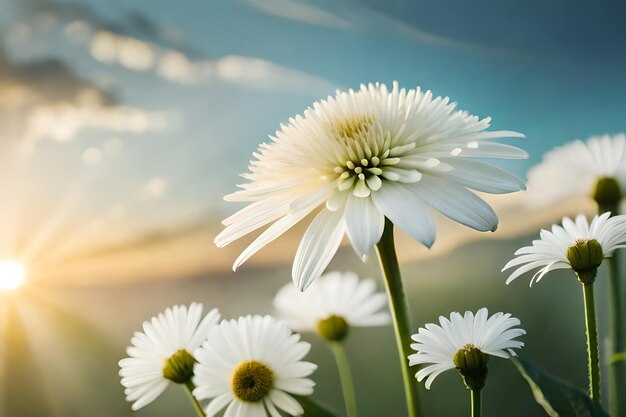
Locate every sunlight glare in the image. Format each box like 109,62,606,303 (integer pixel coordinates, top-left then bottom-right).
0,260,26,291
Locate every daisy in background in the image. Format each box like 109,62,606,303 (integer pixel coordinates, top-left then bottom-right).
119,303,220,412
274,271,390,338
216,81,526,417
503,213,626,406
193,315,317,417
274,271,390,417
408,308,525,416
527,133,626,417
527,134,626,212
502,213,626,286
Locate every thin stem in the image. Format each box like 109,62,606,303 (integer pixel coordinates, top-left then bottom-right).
471,389,482,417
607,254,626,417
599,203,626,417
184,380,206,417
375,218,421,417
331,341,357,417
582,283,601,405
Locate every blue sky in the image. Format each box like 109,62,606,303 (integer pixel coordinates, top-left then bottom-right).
1,0,625,249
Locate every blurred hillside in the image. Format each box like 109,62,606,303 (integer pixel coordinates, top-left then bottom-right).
1,227,608,417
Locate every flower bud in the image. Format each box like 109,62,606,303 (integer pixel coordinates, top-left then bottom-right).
162,349,195,383
592,176,622,209
316,314,349,342
566,239,604,284
453,344,490,390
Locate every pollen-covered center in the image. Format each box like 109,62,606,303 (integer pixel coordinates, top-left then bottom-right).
329,115,419,198
231,360,274,402
332,114,373,142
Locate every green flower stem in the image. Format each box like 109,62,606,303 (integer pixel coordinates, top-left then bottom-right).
184,380,206,417
598,203,626,417
582,283,601,406
375,218,421,417
607,254,626,417
331,341,357,417
471,389,482,417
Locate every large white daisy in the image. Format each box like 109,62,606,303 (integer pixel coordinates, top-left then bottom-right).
408,308,525,389
502,213,626,285
119,303,221,410
193,315,317,417
216,82,527,290
527,134,626,207
274,270,390,340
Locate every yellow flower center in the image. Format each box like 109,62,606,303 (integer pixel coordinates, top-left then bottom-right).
331,115,373,143
231,360,274,402
330,114,413,198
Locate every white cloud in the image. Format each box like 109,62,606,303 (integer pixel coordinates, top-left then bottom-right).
90,30,155,71
243,0,352,29
156,50,211,84
82,147,103,165
242,0,514,57
213,55,335,93
81,27,335,95
22,92,167,145
140,177,168,199
64,20,93,44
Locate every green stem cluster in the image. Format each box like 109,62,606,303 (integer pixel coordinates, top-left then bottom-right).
375,218,421,417
331,341,358,417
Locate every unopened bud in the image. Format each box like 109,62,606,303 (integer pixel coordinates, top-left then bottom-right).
316,315,349,342
163,349,195,383
566,239,604,284
453,344,489,390
592,177,622,209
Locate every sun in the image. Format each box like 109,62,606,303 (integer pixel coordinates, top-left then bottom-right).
0,259,27,291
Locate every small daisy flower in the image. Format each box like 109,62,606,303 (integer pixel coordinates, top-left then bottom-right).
274,271,390,341
408,308,525,390
193,315,317,417
502,213,626,285
527,134,626,208
119,303,220,410
216,82,526,290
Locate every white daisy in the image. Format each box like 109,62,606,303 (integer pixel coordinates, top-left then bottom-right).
118,303,220,411
502,213,626,285
527,134,626,207
216,82,527,290
274,270,390,341
408,308,525,389
193,315,317,417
